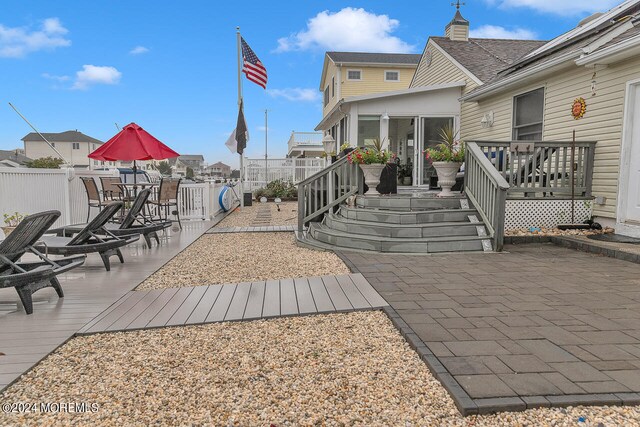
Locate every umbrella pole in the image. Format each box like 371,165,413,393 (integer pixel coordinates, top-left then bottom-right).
133,160,138,197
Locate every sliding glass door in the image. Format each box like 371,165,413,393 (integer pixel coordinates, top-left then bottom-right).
419,117,454,187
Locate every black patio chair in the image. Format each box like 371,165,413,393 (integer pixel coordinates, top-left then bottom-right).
34,202,140,271
52,189,171,248
0,210,85,314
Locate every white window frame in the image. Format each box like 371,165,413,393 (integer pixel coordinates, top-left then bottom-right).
384,70,400,82
72,142,80,150
512,87,545,141
324,86,330,107
347,69,362,81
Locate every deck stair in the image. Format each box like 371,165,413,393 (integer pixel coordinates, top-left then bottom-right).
298,193,492,254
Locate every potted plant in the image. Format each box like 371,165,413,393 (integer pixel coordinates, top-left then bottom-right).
424,125,465,197
2,212,26,237
347,139,395,196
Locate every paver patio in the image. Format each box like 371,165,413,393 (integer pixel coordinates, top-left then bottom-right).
339,243,640,413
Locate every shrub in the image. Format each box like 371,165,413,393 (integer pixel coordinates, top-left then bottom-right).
253,179,297,199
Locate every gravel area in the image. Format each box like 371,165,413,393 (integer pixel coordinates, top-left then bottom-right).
217,201,297,227
137,232,348,290
2,311,639,426
506,226,614,237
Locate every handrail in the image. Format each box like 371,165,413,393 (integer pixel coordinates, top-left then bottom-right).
298,156,363,232
470,140,597,198
464,142,510,251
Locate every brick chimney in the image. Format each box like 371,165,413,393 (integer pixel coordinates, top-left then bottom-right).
445,9,469,41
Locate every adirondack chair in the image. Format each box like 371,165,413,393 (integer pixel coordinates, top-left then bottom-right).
52,189,171,248
34,202,140,271
0,210,85,314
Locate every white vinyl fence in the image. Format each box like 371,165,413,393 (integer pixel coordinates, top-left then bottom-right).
0,167,234,227
243,158,326,191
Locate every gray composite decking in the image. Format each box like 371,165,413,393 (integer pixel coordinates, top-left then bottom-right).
77,273,387,335
206,225,295,233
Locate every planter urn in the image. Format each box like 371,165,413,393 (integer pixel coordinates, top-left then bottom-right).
432,161,462,197
359,164,386,196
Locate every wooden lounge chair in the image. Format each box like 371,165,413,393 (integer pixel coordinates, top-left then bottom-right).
0,210,85,314
34,202,140,271
52,189,171,248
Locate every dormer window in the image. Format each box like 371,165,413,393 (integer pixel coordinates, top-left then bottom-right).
384,70,400,82
347,70,362,81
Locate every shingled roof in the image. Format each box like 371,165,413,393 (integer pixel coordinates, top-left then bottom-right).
326,52,422,65
21,130,103,145
430,37,547,83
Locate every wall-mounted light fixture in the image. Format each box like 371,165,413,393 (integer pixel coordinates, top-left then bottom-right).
480,111,494,128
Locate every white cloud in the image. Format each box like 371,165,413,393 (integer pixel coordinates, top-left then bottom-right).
267,88,321,102
470,25,537,40
486,0,619,16
42,73,70,82
129,45,149,55
72,65,122,90
257,125,270,132
0,17,71,58
276,7,414,53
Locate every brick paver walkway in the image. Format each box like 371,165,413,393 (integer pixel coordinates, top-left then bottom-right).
340,243,640,413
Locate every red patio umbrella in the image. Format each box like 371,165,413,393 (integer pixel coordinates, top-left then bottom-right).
89,122,179,186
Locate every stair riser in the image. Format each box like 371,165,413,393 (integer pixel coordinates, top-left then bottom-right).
310,228,484,253
356,196,463,211
325,216,479,238
340,208,475,224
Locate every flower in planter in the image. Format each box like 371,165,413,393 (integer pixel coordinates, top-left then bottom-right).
424,125,465,163
347,138,396,165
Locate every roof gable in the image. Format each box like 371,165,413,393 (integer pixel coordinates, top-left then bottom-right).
429,37,546,84
21,130,103,145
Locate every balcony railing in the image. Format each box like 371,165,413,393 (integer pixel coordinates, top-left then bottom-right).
471,140,596,198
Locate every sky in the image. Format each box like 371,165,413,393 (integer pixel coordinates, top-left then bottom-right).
0,0,621,168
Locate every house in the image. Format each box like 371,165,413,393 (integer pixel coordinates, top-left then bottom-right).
21,130,112,170
169,155,205,176
317,51,421,144
298,4,638,253
287,131,324,158
206,161,231,178
449,0,640,235
0,149,31,168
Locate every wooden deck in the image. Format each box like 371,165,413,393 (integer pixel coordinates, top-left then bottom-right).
77,273,387,335
206,225,295,233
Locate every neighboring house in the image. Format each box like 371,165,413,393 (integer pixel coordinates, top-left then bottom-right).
318,51,421,144
450,0,640,234
169,155,205,176
206,161,231,178
287,131,324,158
21,130,114,170
0,149,31,168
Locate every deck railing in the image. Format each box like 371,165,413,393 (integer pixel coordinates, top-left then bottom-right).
472,140,596,198
297,156,363,232
243,157,327,191
464,142,510,251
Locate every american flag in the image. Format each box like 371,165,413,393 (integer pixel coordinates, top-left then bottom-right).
241,37,267,89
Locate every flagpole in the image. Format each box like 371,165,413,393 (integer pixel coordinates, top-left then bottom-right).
265,109,268,186
236,26,244,208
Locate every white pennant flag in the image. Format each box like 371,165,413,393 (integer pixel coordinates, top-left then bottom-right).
224,128,237,154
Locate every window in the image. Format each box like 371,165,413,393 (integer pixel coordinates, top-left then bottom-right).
384,70,400,82
72,142,80,149
324,86,329,107
347,69,362,81
513,88,544,141
357,116,380,147
51,142,55,147
331,76,335,98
